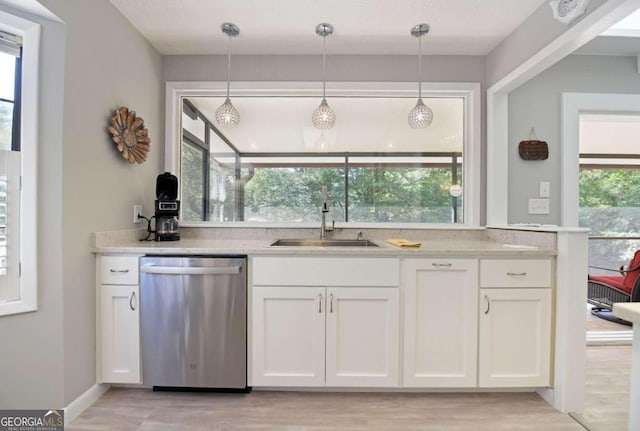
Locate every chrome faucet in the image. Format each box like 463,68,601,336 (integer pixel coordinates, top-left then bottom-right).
320,186,334,239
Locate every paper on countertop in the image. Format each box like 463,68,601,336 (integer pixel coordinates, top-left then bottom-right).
387,238,422,248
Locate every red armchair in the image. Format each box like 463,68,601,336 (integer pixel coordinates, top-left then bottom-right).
588,249,640,325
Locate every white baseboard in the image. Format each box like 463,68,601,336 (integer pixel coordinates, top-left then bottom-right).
64,383,111,425
586,330,632,346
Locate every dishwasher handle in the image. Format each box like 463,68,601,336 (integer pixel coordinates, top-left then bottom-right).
140,265,241,275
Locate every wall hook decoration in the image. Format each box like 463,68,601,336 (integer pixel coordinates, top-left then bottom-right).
108,106,150,164
519,127,549,160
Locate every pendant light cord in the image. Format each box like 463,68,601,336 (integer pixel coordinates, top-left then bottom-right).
322,35,327,98
226,34,232,98
417,34,422,99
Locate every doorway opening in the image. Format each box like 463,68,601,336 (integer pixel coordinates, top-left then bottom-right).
579,112,639,343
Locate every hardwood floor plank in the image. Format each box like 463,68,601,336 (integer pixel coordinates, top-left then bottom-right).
68,345,633,431
67,389,585,431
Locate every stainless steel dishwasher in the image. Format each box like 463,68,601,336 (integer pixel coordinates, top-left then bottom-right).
139,255,248,391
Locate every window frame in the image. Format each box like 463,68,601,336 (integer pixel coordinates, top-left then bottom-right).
0,10,39,316
166,81,481,227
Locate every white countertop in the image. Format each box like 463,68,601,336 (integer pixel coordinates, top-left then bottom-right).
93,237,556,257
613,303,640,325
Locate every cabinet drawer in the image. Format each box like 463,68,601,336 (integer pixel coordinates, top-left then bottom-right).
479,259,551,288
252,257,399,286
101,256,139,285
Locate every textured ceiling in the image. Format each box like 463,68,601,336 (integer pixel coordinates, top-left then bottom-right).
109,0,548,55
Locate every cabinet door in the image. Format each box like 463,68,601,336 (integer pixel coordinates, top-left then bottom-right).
478,288,551,387
100,284,140,383
403,259,478,387
325,287,399,387
252,286,325,386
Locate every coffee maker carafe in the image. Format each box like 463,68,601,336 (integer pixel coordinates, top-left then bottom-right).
155,172,180,241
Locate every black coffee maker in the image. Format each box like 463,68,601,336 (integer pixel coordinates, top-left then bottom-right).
154,172,180,241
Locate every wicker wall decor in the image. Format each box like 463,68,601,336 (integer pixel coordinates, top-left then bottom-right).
108,106,150,164
518,127,548,161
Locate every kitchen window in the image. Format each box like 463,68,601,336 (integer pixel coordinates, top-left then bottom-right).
169,82,480,226
0,11,40,316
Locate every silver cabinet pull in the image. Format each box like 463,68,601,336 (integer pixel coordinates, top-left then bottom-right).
507,272,527,276
130,292,137,311
484,294,490,314
319,293,322,314
432,263,452,268
110,269,130,273
330,293,334,313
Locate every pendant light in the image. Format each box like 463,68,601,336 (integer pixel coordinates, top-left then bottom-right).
312,23,336,130
408,23,433,129
215,22,240,128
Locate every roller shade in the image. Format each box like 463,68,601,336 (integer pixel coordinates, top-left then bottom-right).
580,113,640,167
0,31,22,58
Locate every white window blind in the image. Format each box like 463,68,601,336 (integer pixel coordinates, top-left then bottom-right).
0,30,22,58
0,150,20,303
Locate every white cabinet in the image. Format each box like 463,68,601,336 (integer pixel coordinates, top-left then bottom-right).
97,254,141,384
478,259,552,388
251,256,400,388
402,259,478,387
325,287,399,387
252,286,325,387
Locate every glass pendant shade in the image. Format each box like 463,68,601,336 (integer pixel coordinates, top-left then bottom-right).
313,23,335,130
408,23,433,129
408,98,433,129
312,98,336,130
215,97,240,128
216,23,240,129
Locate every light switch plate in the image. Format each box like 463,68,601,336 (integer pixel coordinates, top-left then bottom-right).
539,181,550,198
528,198,550,215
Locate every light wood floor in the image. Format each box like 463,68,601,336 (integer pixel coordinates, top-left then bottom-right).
68,345,633,431
576,345,632,431
68,389,586,431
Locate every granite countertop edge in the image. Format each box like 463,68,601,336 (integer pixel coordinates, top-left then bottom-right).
92,239,557,257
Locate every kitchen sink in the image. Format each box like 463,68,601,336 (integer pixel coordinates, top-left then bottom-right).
269,239,380,247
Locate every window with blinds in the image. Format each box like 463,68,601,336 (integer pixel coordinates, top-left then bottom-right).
0,175,6,275
0,29,21,303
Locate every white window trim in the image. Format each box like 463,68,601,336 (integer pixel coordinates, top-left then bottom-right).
0,10,39,316
165,81,481,227
561,92,640,227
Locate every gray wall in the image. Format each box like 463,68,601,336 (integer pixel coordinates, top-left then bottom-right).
163,54,486,83
0,3,65,409
508,54,640,224
0,0,162,409
38,0,163,406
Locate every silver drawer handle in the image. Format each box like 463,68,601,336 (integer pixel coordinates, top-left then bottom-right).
484,294,491,314
507,272,527,276
432,263,452,268
129,292,137,311
110,269,130,273
319,293,323,314
330,293,334,313
140,265,241,275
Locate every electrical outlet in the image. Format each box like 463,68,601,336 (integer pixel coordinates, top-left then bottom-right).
133,205,143,223
528,198,550,215
539,181,550,198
